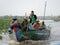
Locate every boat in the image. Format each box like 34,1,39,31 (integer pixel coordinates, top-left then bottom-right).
8,24,51,42
22,27,51,40
15,25,51,42
9,1,51,42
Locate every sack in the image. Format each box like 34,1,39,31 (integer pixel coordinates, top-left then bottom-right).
29,25,33,30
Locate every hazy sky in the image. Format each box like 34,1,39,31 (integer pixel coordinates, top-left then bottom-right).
0,0,60,16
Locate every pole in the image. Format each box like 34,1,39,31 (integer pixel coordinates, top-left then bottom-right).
43,1,47,21
25,12,27,18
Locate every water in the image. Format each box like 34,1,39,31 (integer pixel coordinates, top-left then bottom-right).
0,20,60,45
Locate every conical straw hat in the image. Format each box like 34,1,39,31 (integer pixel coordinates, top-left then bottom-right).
36,19,39,22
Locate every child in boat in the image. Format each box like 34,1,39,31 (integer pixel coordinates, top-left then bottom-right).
32,19,41,30
21,17,29,31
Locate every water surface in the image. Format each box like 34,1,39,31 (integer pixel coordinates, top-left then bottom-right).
0,20,60,45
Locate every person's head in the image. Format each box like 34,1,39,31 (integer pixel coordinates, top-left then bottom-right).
12,16,17,21
31,10,34,15
24,17,28,22
42,21,45,25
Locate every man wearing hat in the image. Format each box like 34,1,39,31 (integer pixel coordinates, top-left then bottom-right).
10,16,22,29
21,17,29,31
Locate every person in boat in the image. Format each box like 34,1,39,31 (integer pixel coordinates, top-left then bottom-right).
29,23,33,30
41,21,46,29
29,10,37,25
10,16,22,30
21,17,29,31
32,19,41,30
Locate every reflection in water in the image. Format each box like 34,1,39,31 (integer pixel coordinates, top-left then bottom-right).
0,20,60,45
8,41,50,45
32,41,50,45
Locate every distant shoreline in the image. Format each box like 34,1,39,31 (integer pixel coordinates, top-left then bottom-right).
0,16,60,21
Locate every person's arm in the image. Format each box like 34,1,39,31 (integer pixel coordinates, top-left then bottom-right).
29,14,32,18
32,23,36,29
10,20,14,26
29,15,32,23
34,15,37,20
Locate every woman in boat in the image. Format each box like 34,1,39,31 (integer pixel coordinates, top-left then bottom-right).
29,10,37,25
21,17,29,31
32,19,41,30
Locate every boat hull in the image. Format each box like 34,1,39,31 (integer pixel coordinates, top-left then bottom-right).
9,29,50,41
22,30,50,40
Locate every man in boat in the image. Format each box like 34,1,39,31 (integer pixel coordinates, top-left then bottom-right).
32,19,41,30
10,16,22,30
21,17,29,31
8,16,19,33
29,10,37,25
10,16,23,41
32,19,46,30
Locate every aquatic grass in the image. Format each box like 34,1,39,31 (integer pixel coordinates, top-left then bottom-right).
54,17,60,21
0,36,2,40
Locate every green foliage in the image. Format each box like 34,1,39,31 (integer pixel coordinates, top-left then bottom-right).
0,36,2,40
54,17,60,21
0,16,24,33
0,19,11,33
0,19,11,30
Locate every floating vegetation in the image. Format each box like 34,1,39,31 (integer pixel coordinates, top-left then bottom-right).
0,36,2,40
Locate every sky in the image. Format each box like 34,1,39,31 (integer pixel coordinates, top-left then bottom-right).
0,0,60,16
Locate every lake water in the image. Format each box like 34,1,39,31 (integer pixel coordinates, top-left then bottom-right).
0,20,60,45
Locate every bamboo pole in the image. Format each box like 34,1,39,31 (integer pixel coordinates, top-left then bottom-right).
43,1,47,21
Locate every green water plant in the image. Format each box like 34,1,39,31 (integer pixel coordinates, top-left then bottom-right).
0,36,2,40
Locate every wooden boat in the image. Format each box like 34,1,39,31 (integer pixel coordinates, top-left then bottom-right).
9,25,51,42
21,24,51,40
22,29,50,40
